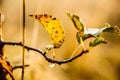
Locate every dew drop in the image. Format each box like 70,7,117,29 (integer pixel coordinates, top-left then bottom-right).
14,45,17,47
49,63,55,68
46,45,54,51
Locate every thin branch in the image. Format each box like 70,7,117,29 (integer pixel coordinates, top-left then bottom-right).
22,0,26,79
1,41,89,65
13,65,29,70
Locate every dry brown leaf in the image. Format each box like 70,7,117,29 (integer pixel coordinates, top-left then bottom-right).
0,56,14,80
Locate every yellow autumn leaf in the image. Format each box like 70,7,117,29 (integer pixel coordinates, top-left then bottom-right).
29,14,65,48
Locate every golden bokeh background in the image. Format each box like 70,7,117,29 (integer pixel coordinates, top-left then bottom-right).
1,0,120,80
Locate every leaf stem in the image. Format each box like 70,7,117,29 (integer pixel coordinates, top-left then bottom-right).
69,37,84,58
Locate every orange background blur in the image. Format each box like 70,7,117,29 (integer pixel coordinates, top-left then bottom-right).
1,0,120,80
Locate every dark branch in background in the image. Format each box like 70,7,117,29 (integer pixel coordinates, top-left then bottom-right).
13,65,29,70
0,41,89,65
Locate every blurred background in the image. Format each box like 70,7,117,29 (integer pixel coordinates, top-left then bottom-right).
1,0,120,80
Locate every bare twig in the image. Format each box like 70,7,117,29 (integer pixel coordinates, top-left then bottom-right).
0,41,89,65
13,65,29,70
22,0,26,80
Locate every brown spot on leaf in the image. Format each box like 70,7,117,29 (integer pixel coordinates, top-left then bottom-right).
44,14,47,17
50,15,52,18
53,18,56,20
46,21,49,23
55,31,58,33
52,27,55,29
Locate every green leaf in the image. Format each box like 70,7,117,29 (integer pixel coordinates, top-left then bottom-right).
76,32,84,45
72,14,85,32
76,32,95,44
76,32,85,47
76,32,81,44
66,12,85,36
103,26,120,35
82,34,95,41
94,23,120,37
89,37,107,47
